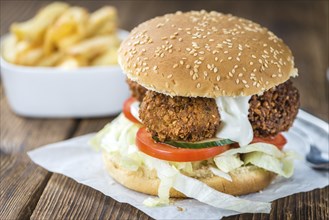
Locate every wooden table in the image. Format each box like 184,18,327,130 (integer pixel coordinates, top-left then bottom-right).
1,1,328,219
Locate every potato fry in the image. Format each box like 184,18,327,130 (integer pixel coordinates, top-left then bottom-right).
57,56,87,69
11,2,69,43
5,3,121,68
43,6,89,55
36,51,63,66
91,48,118,66
87,6,117,37
1,35,40,65
1,35,18,63
56,34,81,51
67,35,120,60
95,22,116,35
16,47,44,66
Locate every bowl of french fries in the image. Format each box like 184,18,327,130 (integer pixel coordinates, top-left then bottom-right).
0,2,130,117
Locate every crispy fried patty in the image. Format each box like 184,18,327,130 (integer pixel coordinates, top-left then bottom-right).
139,92,221,142
126,79,147,102
137,80,299,142
248,80,300,137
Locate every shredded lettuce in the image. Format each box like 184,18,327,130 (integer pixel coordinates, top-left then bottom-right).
209,167,233,182
221,143,285,158
214,154,244,173
146,157,271,213
244,152,294,178
214,143,295,178
143,197,167,207
90,114,296,213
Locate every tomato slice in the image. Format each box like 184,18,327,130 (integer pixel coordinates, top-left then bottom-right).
123,97,140,124
136,127,231,162
251,133,287,150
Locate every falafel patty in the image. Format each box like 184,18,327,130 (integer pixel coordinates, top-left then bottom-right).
248,80,300,137
138,80,299,142
126,79,147,102
139,91,221,142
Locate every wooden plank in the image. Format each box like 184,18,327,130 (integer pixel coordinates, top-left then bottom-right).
0,87,77,154
30,173,152,220
225,187,329,220
0,154,52,219
0,84,78,219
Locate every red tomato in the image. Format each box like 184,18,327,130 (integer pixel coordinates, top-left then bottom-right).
123,97,140,124
136,127,231,162
252,134,287,150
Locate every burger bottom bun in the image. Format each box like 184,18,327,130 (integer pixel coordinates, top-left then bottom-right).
103,152,276,198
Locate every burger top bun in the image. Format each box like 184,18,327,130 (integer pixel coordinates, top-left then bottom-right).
118,10,298,98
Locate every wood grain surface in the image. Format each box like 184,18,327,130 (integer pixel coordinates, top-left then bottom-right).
1,1,328,220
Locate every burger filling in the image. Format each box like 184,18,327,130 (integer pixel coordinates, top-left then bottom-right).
135,80,299,146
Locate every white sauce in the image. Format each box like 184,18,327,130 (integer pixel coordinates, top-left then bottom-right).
215,96,253,146
130,101,142,122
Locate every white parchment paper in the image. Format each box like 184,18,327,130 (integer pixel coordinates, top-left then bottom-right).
28,110,329,219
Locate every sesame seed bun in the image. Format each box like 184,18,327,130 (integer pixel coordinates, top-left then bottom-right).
118,10,298,97
103,151,276,197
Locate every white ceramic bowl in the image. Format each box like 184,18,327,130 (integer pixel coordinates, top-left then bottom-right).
0,30,130,118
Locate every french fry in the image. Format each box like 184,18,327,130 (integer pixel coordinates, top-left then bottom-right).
56,34,81,51
36,51,63,66
67,35,120,60
94,22,116,35
16,47,44,66
43,7,89,55
91,48,118,66
57,56,87,69
5,3,121,68
87,6,117,37
1,35,18,63
11,2,69,43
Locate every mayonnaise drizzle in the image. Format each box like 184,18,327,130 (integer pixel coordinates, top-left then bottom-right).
130,101,142,122
215,96,253,146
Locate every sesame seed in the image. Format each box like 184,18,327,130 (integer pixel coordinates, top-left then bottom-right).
173,64,178,68
196,83,201,88
167,74,173,78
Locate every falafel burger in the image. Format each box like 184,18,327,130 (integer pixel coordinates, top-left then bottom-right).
90,11,300,213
